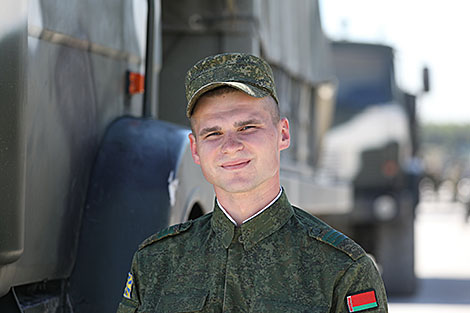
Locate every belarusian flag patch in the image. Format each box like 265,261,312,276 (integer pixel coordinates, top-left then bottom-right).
346,289,378,312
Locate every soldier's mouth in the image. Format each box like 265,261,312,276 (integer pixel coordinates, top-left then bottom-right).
221,160,251,170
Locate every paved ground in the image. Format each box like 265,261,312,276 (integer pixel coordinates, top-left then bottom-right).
388,200,470,312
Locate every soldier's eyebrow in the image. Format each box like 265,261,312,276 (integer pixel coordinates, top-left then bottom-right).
199,126,221,137
198,119,263,137
234,118,263,128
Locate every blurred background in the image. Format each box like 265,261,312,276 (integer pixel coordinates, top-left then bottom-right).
1,0,469,312
320,0,470,311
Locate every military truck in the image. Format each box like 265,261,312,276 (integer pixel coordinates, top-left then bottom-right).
1,1,215,312
319,41,430,295
1,0,350,312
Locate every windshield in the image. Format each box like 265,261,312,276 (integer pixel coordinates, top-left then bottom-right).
332,43,395,117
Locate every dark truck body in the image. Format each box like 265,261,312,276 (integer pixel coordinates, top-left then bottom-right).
320,41,423,295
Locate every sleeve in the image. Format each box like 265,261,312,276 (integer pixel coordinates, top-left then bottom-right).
116,253,141,313
332,254,388,313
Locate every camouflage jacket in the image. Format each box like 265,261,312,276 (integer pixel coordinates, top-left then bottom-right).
117,191,388,312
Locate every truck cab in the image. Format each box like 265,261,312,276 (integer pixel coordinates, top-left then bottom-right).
320,41,428,295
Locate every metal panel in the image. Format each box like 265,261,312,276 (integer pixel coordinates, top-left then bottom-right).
1,0,148,293
30,0,144,60
158,0,259,126
257,0,334,84
0,0,28,297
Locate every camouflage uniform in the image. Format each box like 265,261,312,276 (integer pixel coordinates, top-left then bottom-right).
117,191,388,312
117,53,388,312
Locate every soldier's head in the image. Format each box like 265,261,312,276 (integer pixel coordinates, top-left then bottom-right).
185,53,280,131
185,53,289,195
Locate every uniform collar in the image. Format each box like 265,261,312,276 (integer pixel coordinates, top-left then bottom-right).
216,189,282,225
211,189,294,250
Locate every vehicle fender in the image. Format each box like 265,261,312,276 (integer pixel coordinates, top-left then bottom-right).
68,116,191,313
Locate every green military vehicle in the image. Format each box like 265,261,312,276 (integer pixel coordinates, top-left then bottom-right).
320,41,430,295
1,1,214,311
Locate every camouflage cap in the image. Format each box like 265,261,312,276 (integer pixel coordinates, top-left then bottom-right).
185,53,279,118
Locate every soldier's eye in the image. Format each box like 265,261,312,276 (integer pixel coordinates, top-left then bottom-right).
241,125,256,131
206,132,221,138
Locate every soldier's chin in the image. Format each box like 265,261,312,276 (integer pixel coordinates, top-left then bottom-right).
214,180,257,194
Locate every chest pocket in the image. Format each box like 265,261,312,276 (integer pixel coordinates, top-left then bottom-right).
153,290,208,313
254,299,328,313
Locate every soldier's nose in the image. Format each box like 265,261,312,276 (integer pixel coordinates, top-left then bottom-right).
221,134,243,154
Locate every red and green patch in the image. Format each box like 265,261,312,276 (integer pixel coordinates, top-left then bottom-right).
346,290,378,312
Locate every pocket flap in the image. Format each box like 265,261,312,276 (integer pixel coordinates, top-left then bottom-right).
156,290,208,312
256,299,326,313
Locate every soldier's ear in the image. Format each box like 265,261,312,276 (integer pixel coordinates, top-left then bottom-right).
188,133,201,165
279,118,290,151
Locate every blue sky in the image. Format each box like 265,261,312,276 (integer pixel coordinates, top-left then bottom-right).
320,0,470,124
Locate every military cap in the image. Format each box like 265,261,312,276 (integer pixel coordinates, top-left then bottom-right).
185,52,279,117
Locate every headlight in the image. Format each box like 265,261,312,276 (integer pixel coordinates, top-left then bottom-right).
373,195,397,221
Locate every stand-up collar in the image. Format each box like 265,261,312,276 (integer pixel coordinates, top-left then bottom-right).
211,190,294,250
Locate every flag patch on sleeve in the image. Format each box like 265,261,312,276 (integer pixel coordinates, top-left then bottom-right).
123,272,133,299
346,289,378,312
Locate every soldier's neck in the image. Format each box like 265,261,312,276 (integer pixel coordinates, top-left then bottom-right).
215,183,281,226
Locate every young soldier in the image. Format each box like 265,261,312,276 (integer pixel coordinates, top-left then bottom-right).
117,53,388,312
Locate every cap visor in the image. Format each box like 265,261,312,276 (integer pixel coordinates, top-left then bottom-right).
186,82,270,117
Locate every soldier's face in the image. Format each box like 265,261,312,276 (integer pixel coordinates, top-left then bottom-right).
189,90,290,195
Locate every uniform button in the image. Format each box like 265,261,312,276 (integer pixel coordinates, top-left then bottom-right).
238,235,244,243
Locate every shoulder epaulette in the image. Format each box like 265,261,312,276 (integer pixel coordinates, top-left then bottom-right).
308,225,365,261
292,206,365,261
138,220,193,250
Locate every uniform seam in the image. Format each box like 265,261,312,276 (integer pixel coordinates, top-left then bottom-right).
134,251,142,306
138,220,197,250
334,254,372,288
331,257,359,310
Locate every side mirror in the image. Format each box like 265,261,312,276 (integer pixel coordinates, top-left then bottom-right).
422,67,431,93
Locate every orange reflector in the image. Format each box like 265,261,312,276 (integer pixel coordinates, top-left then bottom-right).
127,71,145,94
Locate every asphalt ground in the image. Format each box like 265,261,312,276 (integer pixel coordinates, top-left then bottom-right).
388,199,470,312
